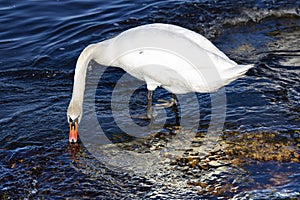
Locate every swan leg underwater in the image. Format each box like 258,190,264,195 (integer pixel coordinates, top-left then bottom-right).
67,23,253,143
131,91,177,120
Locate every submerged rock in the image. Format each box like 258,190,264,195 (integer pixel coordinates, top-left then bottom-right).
221,130,300,162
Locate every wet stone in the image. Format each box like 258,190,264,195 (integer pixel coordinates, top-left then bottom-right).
208,160,224,167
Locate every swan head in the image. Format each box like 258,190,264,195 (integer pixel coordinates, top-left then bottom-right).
67,102,82,143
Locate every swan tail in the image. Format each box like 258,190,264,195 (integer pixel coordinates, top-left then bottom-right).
236,64,253,77
222,64,254,86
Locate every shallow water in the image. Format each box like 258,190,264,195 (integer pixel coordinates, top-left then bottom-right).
0,0,299,199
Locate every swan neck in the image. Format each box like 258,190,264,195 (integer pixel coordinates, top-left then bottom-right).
71,44,96,107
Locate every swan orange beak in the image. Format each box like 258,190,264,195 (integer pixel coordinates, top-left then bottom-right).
69,122,78,143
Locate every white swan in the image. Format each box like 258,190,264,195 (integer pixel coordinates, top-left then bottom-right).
67,23,253,143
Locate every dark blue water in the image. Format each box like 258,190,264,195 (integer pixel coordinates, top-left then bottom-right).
0,0,299,199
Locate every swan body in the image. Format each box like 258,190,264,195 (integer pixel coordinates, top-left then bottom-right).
67,23,253,143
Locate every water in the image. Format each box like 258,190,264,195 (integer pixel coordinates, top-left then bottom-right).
0,0,299,199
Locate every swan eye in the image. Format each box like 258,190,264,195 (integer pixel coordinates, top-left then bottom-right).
68,115,72,123
74,116,79,123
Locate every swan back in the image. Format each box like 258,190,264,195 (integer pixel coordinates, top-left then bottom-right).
91,23,252,93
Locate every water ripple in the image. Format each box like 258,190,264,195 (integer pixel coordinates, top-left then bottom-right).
0,0,299,199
